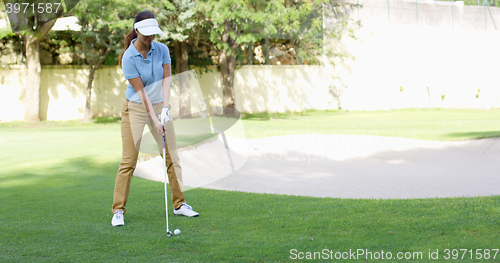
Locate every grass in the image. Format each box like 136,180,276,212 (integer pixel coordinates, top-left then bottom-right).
241,108,500,141
1,109,500,262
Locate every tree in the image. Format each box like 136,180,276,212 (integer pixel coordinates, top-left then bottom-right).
153,0,198,117
272,1,322,65
197,0,357,116
3,0,79,122
282,0,358,65
73,0,129,122
197,0,273,117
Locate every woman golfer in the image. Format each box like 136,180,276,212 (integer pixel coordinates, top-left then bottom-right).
111,11,199,227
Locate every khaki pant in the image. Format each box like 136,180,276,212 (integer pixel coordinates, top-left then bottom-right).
112,100,185,214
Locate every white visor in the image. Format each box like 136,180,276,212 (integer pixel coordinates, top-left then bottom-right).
134,18,163,36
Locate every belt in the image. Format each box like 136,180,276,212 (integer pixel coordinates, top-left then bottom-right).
126,99,163,106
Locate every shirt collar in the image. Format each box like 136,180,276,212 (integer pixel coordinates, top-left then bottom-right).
130,38,156,57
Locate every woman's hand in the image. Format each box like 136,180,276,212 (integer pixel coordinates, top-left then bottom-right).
154,118,165,136
160,107,170,125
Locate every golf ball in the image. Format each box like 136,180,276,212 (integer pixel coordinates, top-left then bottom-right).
174,229,181,235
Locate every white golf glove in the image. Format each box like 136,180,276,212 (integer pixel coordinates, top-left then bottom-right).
160,107,170,125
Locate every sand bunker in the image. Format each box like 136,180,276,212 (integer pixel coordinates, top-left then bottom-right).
134,134,500,199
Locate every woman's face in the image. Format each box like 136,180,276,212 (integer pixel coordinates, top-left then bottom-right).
136,29,155,46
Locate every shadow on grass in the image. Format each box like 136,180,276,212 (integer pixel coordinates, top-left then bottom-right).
0,119,122,129
0,156,118,191
446,131,500,140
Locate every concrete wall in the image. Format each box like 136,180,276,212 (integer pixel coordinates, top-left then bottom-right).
0,66,127,122
323,0,500,110
354,0,500,30
326,21,500,110
233,66,334,113
0,65,26,122
0,65,334,122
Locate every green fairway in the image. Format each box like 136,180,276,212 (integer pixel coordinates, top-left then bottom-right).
1,109,500,262
242,108,500,141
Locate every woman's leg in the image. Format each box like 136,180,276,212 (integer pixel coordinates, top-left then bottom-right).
164,113,186,209
112,101,145,214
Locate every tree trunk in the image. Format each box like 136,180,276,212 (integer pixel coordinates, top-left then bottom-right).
84,47,110,122
219,48,237,117
294,42,303,65
175,41,191,118
84,65,96,122
23,19,57,122
23,35,41,122
219,20,238,117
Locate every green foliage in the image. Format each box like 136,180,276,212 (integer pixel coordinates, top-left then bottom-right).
42,30,80,65
0,28,15,39
103,50,118,65
153,0,196,43
485,0,500,6
272,0,324,64
187,48,215,74
197,0,358,65
1,0,357,67
146,0,210,74
73,0,131,66
197,0,272,54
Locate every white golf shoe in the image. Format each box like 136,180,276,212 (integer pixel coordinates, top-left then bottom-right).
111,211,125,226
174,203,199,217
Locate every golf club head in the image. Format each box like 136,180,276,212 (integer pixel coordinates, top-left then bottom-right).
166,231,172,237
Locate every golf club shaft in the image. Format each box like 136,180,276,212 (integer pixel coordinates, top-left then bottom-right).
162,134,170,234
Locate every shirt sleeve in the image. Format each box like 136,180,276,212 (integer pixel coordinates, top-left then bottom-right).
162,44,172,65
121,55,140,80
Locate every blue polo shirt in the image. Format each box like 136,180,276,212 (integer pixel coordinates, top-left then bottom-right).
121,39,171,103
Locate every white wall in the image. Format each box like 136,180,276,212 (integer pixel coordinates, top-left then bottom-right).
0,65,26,122
328,21,500,110
0,65,333,121
354,0,500,30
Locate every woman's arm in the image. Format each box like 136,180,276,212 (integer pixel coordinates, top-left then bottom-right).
128,77,164,134
162,63,172,108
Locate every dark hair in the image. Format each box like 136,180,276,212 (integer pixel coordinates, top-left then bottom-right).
119,11,155,65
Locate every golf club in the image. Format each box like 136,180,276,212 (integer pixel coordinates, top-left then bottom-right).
161,115,173,237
